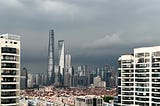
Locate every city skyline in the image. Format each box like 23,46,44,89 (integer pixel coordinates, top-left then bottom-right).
0,0,160,73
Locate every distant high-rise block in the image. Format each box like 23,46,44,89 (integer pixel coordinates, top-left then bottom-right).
20,67,28,89
77,65,90,87
64,51,73,87
35,73,40,85
0,34,20,105
47,29,54,85
27,73,34,88
118,46,160,106
58,40,65,83
40,73,46,85
65,51,71,69
54,65,61,86
93,76,106,88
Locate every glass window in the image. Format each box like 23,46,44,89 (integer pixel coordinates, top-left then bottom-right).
1,47,16,54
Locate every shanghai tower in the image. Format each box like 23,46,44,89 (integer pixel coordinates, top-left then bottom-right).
47,29,54,85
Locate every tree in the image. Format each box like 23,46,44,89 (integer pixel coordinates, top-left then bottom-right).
103,96,114,103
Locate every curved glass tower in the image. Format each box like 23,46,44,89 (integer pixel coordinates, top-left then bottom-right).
47,29,54,85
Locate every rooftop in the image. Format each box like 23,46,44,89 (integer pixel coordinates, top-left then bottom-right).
0,33,20,41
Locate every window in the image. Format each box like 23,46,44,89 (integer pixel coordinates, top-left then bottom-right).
1,47,16,54
14,42,17,44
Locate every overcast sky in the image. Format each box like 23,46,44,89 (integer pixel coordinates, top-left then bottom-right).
1,0,160,73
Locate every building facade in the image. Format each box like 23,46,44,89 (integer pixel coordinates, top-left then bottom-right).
118,46,160,106
0,34,20,105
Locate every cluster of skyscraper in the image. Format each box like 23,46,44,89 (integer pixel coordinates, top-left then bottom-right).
117,46,160,106
20,68,47,89
73,65,116,88
46,29,116,88
47,29,73,87
19,30,116,89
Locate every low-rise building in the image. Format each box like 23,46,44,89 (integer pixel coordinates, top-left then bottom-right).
75,96,103,106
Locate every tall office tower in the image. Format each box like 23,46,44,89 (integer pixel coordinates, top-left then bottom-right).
64,51,73,87
118,46,160,106
58,40,65,83
27,73,34,88
47,29,54,85
0,34,20,105
20,67,28,89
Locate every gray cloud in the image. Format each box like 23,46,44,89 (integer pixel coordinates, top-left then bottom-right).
85,33,122,49
1,0,160,73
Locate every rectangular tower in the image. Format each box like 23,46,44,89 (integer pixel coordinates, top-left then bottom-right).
0,34,20,105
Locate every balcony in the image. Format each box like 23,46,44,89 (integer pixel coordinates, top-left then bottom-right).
135,74,149,77
1,98,16,104
1,47,16,54
1,77,16,82
136,64,149,68
1,70,16,75
1,91,16,97
152,94,160,97
136,97,149,101
135,69,149,73
152,98,160,102
1,63,16,68
1,84,16,89
152,63,160,67
135,78,149,82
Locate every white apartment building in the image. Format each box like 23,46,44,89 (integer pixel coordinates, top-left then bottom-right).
118,46,160,106
118,54,134,106
0,34,20,105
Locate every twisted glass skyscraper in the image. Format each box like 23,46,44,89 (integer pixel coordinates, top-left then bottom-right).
47,29,54,85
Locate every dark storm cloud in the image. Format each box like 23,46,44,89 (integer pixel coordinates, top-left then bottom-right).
0,0,160,73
